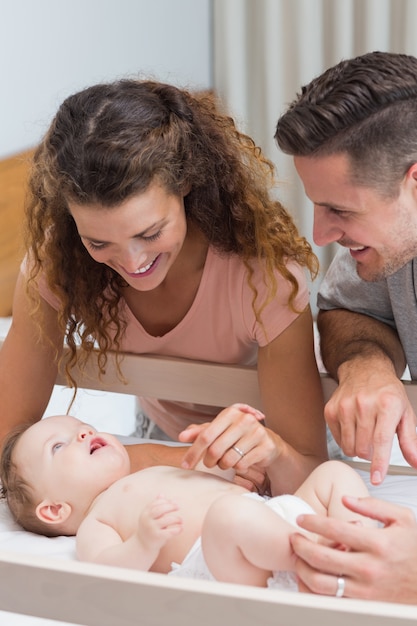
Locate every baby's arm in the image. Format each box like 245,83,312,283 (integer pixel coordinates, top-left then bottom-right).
76,495,183,570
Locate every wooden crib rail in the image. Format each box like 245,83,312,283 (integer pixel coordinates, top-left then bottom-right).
53,348,417,423
2,337,417,434
0,551,416,626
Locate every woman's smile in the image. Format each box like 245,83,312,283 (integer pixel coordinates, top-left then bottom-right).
123,254,161,278
69,184,188,292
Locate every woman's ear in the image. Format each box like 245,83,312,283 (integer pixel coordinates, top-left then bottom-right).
36,500,72,525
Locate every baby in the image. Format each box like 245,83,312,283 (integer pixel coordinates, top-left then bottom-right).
0,414,375,589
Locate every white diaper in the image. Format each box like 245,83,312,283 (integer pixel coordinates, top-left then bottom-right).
168,493,316,591
169,536,214,581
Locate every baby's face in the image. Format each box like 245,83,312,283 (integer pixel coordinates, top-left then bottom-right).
14,415,130,509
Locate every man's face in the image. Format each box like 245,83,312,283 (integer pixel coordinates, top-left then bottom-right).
294,153,417,281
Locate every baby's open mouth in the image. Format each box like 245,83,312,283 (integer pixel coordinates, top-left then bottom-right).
90,438,107,454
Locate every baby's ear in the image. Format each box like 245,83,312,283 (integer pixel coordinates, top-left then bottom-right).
36,500,72,525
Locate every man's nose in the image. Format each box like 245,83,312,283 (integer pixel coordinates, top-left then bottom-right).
313,206,343,247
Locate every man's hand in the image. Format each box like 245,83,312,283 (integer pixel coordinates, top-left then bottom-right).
326,356,417,483
290,496,417,604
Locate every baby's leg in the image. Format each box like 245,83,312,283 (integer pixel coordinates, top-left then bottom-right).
295,460,376,525
201,494,296,586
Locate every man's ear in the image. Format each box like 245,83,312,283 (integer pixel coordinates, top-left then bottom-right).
406,162,417,184
36,500,72,525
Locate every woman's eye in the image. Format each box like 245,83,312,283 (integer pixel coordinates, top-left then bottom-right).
142,231,162,242
86,241,107,251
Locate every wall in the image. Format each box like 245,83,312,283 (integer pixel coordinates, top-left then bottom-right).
1,0,212,158
212,0,417,313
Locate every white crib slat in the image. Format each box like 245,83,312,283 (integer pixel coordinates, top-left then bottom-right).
0,552,416,626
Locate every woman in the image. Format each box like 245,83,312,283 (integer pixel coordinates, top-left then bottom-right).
0,79,326,492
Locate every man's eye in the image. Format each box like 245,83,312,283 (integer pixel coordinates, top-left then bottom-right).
329,207,349,217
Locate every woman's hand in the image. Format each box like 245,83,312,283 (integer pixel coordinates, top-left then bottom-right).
178,403,276,493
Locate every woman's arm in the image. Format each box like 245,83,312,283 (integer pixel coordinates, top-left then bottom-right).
129,405,266,491
0,273,63,444
126,441,189,472
178,308,327,495
257,306,328,493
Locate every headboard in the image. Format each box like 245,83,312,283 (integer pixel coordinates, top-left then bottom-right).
0,149,33,316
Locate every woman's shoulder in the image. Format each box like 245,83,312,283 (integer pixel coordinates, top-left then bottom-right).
209,248,307,287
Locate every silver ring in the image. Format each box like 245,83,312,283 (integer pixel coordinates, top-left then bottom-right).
232,445,245,458
335,576,345,598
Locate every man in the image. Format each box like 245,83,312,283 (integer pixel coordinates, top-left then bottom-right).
274,51,417,603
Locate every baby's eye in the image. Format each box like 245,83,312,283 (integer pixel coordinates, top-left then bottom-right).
52,442,64,453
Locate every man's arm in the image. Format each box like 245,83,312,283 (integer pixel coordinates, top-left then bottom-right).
317,308,417,482
317,308,406,380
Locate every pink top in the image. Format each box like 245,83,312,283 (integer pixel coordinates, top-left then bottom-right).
36,247,309,437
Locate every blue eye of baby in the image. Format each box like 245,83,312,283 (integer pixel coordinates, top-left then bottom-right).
52,443,63,453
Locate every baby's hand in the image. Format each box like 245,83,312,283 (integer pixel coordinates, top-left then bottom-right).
137,495,183,551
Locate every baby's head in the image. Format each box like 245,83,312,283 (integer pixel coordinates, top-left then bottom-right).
0,415,130,536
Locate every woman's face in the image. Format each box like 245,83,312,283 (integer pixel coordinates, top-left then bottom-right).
69,183,188,291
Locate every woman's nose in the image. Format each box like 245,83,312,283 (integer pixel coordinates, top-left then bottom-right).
120,245,149,273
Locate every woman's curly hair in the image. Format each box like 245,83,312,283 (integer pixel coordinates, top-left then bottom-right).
25,79,318,388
